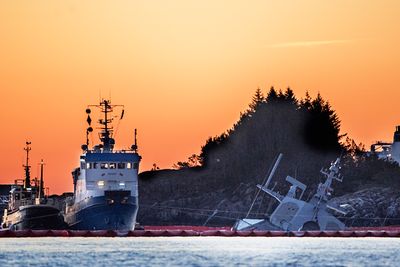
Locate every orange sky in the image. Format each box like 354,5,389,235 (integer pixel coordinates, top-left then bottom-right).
1,1,399,194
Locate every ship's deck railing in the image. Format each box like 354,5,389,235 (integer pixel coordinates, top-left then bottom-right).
86,149,138,154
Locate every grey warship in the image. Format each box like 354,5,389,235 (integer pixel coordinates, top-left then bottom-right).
234,155,346,231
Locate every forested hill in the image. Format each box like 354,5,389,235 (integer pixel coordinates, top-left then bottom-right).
137,88,400,226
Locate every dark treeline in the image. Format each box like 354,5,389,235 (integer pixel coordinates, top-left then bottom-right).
138,87,400,225
198,87,342,190
173,87,400,194
200,87,342,169
169,87,343,196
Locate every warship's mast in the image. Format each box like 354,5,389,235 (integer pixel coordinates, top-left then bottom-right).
23,142,32,189
316,158,342,202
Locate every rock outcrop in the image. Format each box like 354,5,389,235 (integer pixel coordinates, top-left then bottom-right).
330,187,400,227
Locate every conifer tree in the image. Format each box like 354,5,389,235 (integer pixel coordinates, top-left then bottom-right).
248,88,265,112
283,87,297,105
303,92,342,152
266,87,279,102
300,91,312,110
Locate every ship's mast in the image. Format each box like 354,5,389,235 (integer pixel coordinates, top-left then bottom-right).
99,99,114,151
315,158,342,201
39,159,45,198
23,142,32,189
86,99,124,152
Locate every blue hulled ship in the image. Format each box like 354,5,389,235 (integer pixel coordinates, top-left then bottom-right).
64,99,141,230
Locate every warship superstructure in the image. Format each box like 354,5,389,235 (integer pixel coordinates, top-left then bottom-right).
1,142,66,230
234,155,346,231
64,99,141,230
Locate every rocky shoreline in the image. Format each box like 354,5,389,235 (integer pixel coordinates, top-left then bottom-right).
138,172,400,228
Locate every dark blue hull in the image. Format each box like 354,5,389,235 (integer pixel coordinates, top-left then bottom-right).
65,195,138,231
3,205,67,230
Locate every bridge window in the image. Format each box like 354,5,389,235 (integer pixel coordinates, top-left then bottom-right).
86,163,98,169
133,163,139,169
118,163,126,169
126,162,132,169
109,163,116,169
100,163,109,169
81,162,86,169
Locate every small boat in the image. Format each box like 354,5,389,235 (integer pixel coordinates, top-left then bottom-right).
1,142,67,230
64,99,141,230
234,154,346,231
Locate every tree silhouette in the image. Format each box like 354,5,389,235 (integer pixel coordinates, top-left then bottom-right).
248,87,265,112
301,92,342,152
266,86,279,102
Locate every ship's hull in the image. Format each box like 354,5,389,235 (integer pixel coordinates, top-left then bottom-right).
2,205,67,230
65,194,138,231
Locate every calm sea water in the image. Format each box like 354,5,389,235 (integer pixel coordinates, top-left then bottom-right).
0,237,399,266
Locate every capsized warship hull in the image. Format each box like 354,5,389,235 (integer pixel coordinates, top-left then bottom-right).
65,194,138,231
2,205,67,230
234,155,346,231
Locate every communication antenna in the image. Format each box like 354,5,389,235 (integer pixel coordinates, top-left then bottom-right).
23,141,32,189
113,108,125,139
38,159,45,198
131,129,138,152
87,99,124,151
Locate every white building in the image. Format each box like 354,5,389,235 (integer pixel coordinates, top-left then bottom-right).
370,126,400,165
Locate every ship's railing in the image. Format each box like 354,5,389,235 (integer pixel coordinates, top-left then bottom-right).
86,149,137,154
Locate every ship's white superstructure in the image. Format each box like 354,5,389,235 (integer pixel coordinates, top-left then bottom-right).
64,99,141,230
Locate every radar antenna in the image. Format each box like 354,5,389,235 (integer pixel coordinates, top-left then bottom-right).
87,99,124,151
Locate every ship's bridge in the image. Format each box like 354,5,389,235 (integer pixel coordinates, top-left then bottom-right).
77,151,141,196
82,151,141,165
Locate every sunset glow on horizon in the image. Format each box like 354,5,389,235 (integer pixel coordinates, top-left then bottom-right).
1,1,399,193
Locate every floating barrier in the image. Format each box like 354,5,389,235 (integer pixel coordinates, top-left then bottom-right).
2,226,400,238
